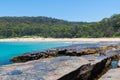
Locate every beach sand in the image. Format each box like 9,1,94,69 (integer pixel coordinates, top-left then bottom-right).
0,38,120,42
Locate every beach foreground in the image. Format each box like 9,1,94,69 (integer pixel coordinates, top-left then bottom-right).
0,38,120,42
0,56,114,80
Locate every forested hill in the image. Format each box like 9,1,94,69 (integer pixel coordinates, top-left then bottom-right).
0,14,120,38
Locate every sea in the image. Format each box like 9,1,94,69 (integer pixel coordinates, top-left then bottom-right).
0,42,72,66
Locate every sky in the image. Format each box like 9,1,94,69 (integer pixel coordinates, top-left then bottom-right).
0,0,120,22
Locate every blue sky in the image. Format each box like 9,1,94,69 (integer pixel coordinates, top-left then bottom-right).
0,0,120,22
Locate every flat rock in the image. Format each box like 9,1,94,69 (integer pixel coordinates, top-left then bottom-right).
0,55,106,80
99,68,120,80
0,56,90,80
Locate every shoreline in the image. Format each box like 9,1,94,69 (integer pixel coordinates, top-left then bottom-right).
0,38,120,42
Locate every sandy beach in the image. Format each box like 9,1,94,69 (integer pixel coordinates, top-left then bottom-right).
0,38,120,42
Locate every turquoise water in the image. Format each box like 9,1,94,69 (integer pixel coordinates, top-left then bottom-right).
0,42,71,66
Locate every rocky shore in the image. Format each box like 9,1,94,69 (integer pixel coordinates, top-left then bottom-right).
1,42,120,80
10,44,120,63
10,46,100,62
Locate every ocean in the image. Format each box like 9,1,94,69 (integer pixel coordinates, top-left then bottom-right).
0,42,72,66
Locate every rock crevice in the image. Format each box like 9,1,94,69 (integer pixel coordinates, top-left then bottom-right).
58,55,119,80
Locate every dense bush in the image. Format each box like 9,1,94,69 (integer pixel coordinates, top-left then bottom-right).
0,14,120,38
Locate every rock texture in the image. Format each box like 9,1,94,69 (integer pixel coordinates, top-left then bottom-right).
99,57,120,80
10,46,101,62
58,55,119,80
0,55,112,80
1,55,119,80
99,68,120,80
0,56,90,80
10,45,120,63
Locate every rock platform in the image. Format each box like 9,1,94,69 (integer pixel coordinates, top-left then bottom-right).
1,42,120,80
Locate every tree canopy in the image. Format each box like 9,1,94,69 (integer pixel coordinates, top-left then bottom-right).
0,14,120,38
